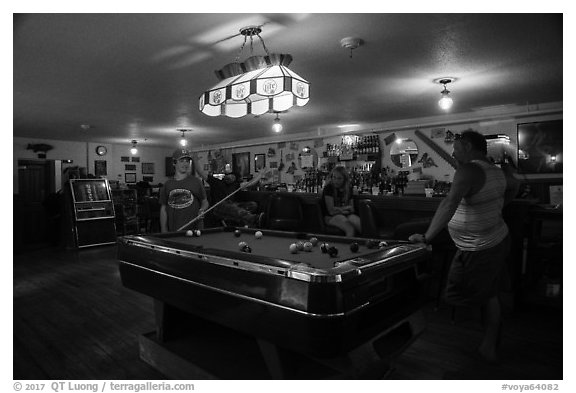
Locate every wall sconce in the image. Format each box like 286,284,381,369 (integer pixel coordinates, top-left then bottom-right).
435,77,456,111
272,113,283,133
130,140,138,155
551,154,557,163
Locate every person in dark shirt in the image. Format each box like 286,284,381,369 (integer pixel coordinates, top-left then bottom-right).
206,167,262,227
321,166,361,237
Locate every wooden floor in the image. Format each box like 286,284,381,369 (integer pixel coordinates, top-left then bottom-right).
13,244,563,380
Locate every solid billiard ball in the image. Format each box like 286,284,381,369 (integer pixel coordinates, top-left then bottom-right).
234,230,241,237
185,230,194,237
328,246,338,257
194,230,201,237
303,242,313,252
378,241,388,248
296,241,304,251
242,245,252,253
350,242,359,252
238,241,247,250
365,240,378,249
310,237,319,246
255,231,263,239
289,243,298,254
320,243,330,253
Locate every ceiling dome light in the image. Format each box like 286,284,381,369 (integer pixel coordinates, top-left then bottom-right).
272,113,283,133
130,140,138,155
435,77,456,111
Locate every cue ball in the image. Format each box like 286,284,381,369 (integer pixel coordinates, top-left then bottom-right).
303,242,313,252
185,230,194,237
289,243,298,253
234,230,241,237
350,242,359,252
238,241,247,250
194,230,201,237
255,231,263,239
310,237,319,246
296,241,304,251
320,243,330,253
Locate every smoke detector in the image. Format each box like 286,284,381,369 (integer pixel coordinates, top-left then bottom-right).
340,37,363,58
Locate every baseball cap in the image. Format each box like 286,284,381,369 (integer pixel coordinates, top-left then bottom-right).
172,148,192,160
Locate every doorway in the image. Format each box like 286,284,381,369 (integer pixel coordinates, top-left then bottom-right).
16,160,58,250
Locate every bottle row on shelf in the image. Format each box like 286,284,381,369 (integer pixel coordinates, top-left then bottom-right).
325,134,381,158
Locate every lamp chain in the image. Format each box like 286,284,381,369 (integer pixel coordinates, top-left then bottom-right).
234,35,249,63
256,33,271,56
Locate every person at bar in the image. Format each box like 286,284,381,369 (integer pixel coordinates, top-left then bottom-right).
206,165,263,227
409,129,519,363
321,166,362,237
159,148,209,232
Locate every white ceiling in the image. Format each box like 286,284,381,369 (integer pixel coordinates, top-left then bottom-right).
13,13,563,149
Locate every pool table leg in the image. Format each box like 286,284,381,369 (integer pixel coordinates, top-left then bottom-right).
256,339,289,379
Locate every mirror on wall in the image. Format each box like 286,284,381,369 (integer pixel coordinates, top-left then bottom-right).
390,138,419,168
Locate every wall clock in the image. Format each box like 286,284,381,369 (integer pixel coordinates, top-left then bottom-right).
96,145,107,156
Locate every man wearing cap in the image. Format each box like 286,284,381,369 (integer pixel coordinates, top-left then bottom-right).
159,149,209,232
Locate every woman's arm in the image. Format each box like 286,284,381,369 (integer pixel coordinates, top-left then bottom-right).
324,195,347,215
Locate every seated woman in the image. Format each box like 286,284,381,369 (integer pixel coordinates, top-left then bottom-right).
321,166,361,237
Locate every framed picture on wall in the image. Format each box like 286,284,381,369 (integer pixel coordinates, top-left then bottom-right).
125,164,137,171
232,152,250,179
142,176,154,183
94,160,107,177
254,154,266,172
142,162,155,174
125,173,137,183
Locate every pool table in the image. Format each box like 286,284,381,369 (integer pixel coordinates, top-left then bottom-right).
118,226,430,377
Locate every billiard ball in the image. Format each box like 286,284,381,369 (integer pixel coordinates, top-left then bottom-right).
234,230,241,237
320,243,330,253
310,237,319,246
328,246,338,257
255,231,263,239
185,230,194,237
238,241,247,250
303,242,313,252
378,241,388,248
242,245,252,253
289,243,298,254
365,240,378,249
350,242,359,252
296,241,305,251
194,229,201,237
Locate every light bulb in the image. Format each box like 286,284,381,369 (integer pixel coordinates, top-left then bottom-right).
438,93,453,110
130,147,138,155
180,138,187,147
272,117,283,133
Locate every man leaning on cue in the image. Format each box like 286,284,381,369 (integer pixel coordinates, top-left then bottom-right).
409,129,519,363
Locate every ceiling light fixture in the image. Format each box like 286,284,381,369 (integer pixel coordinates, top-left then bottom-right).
435,77,456,111
340,37,363,58
272,113,283,133
130,140,138,155
199,25,310,118
178,129,190,147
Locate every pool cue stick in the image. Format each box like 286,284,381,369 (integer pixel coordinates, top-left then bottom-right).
177,172,263,231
